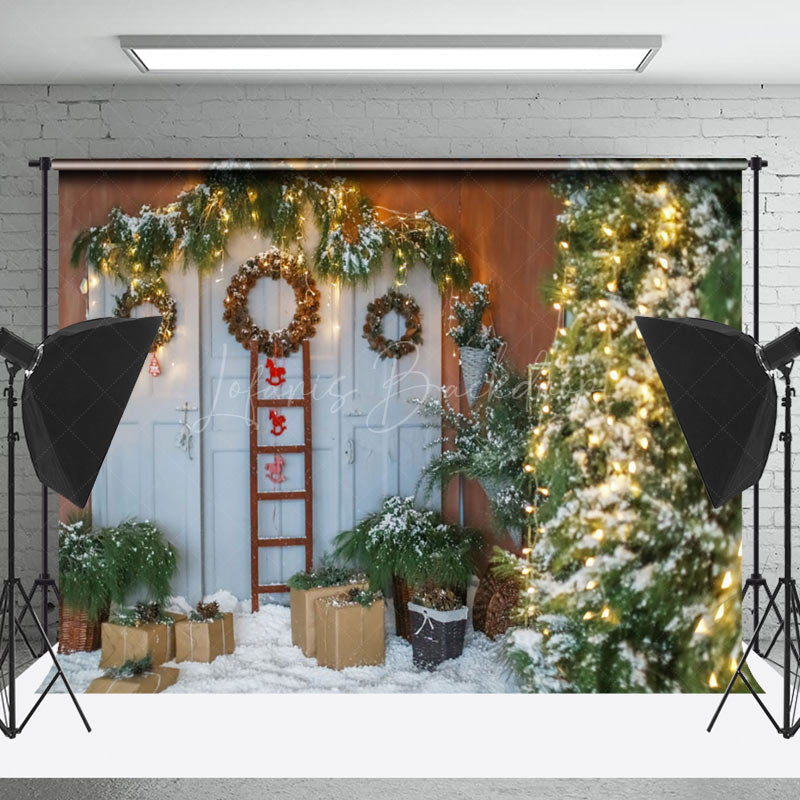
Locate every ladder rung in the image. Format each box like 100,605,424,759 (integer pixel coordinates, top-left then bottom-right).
253,398,305,408
256,490,306,501
255,584,289,594
257,537,308,547
255,445,306,454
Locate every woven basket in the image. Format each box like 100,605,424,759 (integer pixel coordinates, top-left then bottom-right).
58,602,106,654
459,346,491,408
484,578,519,640
472,568,519,640
392,575,414,641
408,602,468,670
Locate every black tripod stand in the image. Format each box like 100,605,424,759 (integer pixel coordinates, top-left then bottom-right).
708,362,800,738
0,360,89,738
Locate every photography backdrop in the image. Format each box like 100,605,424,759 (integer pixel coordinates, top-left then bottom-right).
58,159,742,693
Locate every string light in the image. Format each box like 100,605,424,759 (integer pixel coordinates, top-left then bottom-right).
708,672,720,689
592,528,604,541
721,571,733,589
609,369,620,381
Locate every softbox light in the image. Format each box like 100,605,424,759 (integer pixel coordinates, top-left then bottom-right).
12,316,161,507
635,316,777,508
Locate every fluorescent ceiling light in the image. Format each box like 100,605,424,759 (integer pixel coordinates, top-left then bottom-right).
121,36,661,74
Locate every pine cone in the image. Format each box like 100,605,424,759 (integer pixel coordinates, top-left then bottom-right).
196,600,220,620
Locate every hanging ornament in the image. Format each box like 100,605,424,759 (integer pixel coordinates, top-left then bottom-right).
265,357,286,387
269,409,287,436
265,454,287,484
148,354,161,377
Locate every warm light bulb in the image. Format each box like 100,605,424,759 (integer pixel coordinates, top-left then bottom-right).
542,404,550,414
695,618,709,635
585,580,598,591
585,557,596,567
721,571,733,589
537,487,550,497
553,302,561,310
609,369,620,381
639,437,649,450
628,461,637,474
588,433,600,446
559,241,570,250
592,528,604,541
730,657,738,672
602,225,614,237
583,611,594,620
598,321,607,332
715,603,725,621
601,606,610,620
592,391,603,403
607,280,617,292
525,504,535,514
523,463,534,473
708,672,719,689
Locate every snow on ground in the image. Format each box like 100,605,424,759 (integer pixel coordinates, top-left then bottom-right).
42,594,520,694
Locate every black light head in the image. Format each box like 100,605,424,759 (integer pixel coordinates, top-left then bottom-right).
759,327,800,372
0,328,38,372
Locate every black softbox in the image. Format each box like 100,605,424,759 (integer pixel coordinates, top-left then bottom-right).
21,316,160,507
635,316,776,507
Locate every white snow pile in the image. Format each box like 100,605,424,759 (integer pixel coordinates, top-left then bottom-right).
41,594,520,694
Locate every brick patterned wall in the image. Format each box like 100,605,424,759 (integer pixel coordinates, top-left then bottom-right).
0,82,797,640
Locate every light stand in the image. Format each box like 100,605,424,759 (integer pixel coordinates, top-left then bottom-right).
0,360,90,738
709,360,800,737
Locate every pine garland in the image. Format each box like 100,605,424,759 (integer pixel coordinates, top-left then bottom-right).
71,173,470,293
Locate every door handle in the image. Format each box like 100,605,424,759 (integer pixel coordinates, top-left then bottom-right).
344,437,355,464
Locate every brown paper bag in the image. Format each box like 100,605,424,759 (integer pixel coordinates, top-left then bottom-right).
86,665,180,694
175,613,235,663
315,596,385,670
100,621,173,669
164,612,187,661
290,582,368,657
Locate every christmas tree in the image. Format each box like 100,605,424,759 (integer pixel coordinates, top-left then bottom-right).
505,172,743,693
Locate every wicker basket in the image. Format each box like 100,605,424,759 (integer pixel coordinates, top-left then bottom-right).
459,345,491,408
392,575,414,641
58,602,106,654
484,579,519,640
408,602,468,670
472,569,519,640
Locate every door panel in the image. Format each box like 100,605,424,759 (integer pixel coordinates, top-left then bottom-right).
90,268,203,601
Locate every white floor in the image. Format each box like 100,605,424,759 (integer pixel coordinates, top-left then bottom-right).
5,624,799,777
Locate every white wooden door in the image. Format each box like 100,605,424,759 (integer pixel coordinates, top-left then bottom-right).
90,269,203,602
338,264,442,531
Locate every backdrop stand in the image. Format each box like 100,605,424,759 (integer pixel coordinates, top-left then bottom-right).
21,156,59,655
743,155,768,655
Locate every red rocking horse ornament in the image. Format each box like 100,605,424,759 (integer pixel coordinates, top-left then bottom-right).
265,357,286,387
269,409,287,436
265,453,286,484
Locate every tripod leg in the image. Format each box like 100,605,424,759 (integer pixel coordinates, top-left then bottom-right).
9,582,41,662
708,583,783,732
13,591,90,734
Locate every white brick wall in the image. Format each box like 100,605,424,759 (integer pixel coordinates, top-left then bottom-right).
0,82,797,636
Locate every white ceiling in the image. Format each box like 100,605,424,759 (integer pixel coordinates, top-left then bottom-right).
1,0,798,84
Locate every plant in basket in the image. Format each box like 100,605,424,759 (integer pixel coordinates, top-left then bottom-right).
332,496,482,642
447,282,503,407
408,585,469,670
58,515,177,654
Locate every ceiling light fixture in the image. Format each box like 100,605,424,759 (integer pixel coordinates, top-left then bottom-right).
120,35,661,75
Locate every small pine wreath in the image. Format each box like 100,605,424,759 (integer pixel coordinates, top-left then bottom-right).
363,288,423,360
113,276,177,352
223,248,321,355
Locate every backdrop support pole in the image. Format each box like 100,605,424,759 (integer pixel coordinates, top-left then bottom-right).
745,155,767,655
25,156,58,654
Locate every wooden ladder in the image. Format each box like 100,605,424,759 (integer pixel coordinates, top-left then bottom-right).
249,339,313,612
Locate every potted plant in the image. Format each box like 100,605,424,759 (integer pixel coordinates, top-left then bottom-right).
333,496,482,641
286,557,367,657
58,516,177,653
447,282,502,407
408,586,468,670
